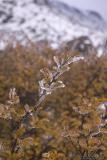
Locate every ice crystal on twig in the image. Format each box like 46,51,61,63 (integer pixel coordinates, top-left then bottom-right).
53,56,61,69
7,88,19,105
36,55,84,110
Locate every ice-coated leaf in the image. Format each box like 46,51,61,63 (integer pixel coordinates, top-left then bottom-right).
53,66,58,71
56,81,65,88
40,68,53,82
61,66,70,74
41,87,52,95
39,79,52,95
53,56,61,68
39,88,44,97
46,90,52,95
39,79,65,96
66,56,84,65
24,104,31,113
61,58,65,66
39,79,45,89
51,81,65,89
53,65,70,80
9,87,17,100
39,79,46,96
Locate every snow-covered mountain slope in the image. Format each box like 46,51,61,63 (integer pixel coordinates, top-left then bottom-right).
0,0,107,50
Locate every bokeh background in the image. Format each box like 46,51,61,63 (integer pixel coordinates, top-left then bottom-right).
59,0,107,20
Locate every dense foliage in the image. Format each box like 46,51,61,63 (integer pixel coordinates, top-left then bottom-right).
0,43,107,160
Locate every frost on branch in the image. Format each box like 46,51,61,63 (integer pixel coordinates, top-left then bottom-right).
7,87,20,105
39,79,65,96
37,55,84,109
53,56,61,69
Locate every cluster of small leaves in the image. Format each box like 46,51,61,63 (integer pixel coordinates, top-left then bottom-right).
61,98,107,159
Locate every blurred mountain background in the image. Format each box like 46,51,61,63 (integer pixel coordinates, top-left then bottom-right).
0,0,107,55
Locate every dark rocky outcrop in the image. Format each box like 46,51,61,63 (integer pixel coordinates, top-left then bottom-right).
64,36,97,56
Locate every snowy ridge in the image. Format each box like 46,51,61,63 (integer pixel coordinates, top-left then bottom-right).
0,0,107,50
